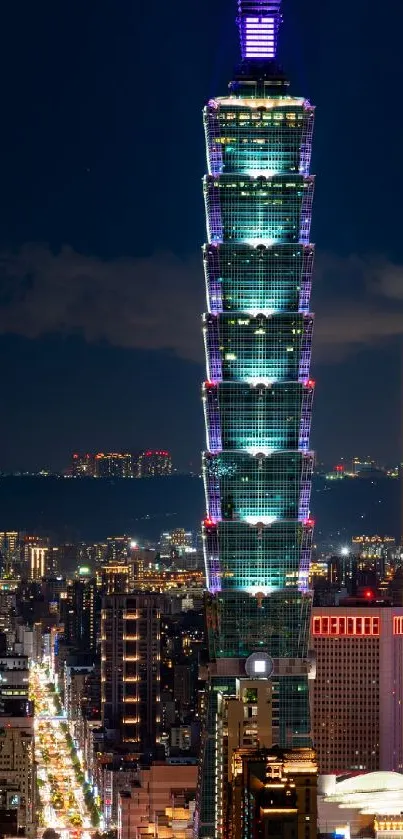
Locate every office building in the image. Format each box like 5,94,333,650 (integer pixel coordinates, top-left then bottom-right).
201,678,317,839
101,563,132,595
0,532,20,576
229,745,317,839
71,452,95,477
197,0,316,835
0,700,36,836
136,450,172,477
101,593,163,754
60,578,99,653
106,535,131,562
0,592,16,649
352,535,396,583
117,763,198,839
0,655,29,702
352,457,379,476
160,529,194,558
64,661,95,742
311,605,403,773
23,536,50,580
174,664,192,710
327,552,356,590
352,535,396,558
95,452,132,478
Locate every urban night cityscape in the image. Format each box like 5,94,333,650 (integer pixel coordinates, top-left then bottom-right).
1,1,403,839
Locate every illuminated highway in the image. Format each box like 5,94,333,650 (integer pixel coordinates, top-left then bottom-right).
31,665,98,839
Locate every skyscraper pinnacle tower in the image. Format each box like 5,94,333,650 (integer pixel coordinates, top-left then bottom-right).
197,1,316,837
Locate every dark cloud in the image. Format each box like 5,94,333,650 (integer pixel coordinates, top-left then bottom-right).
313,253,403,358
0,245,402,363
0,245,205,362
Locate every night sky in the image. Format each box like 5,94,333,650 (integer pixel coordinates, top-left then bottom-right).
0,0,402,472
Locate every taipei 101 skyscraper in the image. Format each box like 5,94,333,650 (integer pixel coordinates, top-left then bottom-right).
197,1,316,836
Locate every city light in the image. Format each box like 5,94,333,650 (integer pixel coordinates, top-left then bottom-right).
30,664,100,834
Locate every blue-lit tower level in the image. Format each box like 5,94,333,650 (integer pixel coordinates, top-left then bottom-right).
197,1,316,836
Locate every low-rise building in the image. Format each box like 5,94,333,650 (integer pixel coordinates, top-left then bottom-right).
117,762,198,839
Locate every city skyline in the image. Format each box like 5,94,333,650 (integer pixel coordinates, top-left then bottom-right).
3,2,403,835
0,0,402,472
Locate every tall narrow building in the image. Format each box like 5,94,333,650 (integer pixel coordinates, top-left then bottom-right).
101,593,162,756
198,1,316,836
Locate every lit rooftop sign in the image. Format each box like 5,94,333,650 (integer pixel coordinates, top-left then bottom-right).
312,615,380,637
238,0,282,61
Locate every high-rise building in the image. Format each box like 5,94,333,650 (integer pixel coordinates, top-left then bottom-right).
71,452,95,477
60,578,100,653
0,700,36,837
101,563,132,595
101,593,162,755
229,745,317,839
351,535,396,585
0,532,20,576
160,529,194,560
197,0,316,835
23,537,50,580
95,453,132,478
0,593,16,648
136,450,172,477
106,535,131,563
311,604,403,773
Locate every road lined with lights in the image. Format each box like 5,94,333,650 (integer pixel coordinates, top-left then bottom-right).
30,664,97,839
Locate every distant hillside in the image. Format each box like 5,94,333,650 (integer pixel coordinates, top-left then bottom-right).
0,474,399,546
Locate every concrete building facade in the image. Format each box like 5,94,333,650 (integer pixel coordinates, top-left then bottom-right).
311,605,403,773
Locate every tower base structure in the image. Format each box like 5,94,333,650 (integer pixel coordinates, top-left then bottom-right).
195,641,315,839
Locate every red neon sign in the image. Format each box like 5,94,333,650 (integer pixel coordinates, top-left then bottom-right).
393,616,403,635
312,615,380,637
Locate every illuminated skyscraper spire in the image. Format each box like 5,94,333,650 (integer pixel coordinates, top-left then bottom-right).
237,0,282,60
195,0,316,835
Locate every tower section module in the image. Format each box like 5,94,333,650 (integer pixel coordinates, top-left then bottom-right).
197,0,316,836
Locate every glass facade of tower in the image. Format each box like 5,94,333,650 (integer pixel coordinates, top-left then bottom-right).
196,1,315,836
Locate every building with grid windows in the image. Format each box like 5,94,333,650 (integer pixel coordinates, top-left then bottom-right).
311,605,403,774
196,0,316,837
101,593,163,756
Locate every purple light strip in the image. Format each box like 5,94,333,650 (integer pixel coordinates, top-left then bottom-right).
204,527,222,593
204,246,224,314
298,318,313,381
205,107,223,177
298,524,313,593
298,249,314,313
298,455,314,520
204,390,223,453
299,181,315,244
205,471,222,520
299,110,314,176
298,387,313,451
205,317,223,382
207,560,221,593
204,178,223,244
